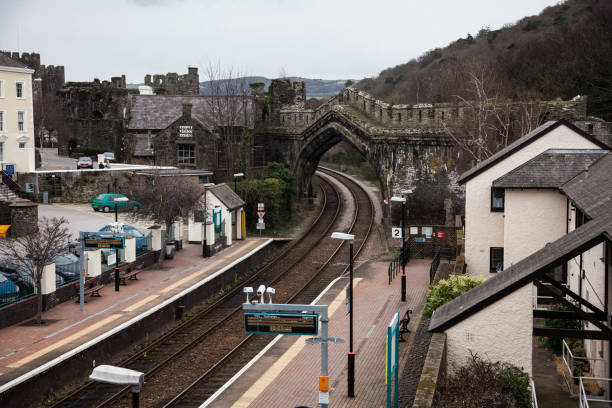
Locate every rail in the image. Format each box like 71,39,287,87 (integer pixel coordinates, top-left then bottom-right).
562,339,609,399
388,245,408,284
532,282,568,309
1,170,25,198
579,377,612,408
530,379,538,408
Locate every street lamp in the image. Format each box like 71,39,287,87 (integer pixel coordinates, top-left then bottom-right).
331,231,356,398
202,183,215,258
90,365,144,408
391,196,407,302
114,197,129,291
233,172,244,193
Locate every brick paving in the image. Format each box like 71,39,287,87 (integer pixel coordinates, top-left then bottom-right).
397,317,432,408
0,238,271,385
209,258,431,408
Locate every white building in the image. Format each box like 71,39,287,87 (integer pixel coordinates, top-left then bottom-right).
0,53,35,175
429,120,610,392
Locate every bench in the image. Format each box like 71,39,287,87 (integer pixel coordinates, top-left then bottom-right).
399,309,412,342
119,263,145,285
74,282,103,302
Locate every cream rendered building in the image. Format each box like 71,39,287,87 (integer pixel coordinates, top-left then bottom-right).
0,53,35,175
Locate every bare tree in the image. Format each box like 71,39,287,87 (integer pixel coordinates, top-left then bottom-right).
129,174,205,253
202,63,252,178
442,70,545,163
0,217,70,324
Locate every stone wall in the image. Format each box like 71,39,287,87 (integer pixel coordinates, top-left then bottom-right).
412,333,447,408
0,200,38,237
144,67,199,95
1,51,65,92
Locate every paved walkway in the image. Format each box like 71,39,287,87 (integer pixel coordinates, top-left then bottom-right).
208,258,431,408
0,238,271,386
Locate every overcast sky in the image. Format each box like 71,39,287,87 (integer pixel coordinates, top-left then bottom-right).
1,0,560,83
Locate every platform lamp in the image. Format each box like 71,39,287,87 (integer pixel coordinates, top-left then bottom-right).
390,195,408,301
233,172,244,193
331,231,356,398
202,183,215,258
114,196,129,291
90,365,144,408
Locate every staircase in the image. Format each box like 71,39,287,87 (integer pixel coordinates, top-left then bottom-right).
0,183,19,202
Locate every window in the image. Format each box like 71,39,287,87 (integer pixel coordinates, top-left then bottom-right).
0,110,4,131
490,247,504,272
16,81,24,98
0,79,4,98
0,142,4,161
18,142,25,149
17,111,25,132
177,143,195,165
491,187,504,211
575,207,587,229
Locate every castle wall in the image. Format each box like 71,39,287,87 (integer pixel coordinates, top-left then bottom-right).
144,67,199,95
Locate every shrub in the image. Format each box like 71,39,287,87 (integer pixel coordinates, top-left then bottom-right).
537,303,580,353
436,354,531,408
423,275,484,317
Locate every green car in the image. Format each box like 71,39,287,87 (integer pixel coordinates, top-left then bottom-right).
91,193,141,212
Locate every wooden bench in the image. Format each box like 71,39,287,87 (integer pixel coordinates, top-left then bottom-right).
399,309,412,342
74,282,103,302
119,263,145,285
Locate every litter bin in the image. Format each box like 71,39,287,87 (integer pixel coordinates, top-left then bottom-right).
165,241,175,259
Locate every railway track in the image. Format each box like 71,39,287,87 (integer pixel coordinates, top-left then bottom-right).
49,169,374,408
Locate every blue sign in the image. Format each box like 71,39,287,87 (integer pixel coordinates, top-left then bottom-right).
414,237,426,242
387,312,400,408
5,164,14,175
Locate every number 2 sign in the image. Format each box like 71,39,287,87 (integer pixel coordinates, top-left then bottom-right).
391,227,402,239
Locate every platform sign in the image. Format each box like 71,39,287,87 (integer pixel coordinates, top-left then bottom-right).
256,222,265,230
107,253,116,266
4,164,14,175
386,312,400,408
244,312,318,335
391,227,402,239
437,231,445,238
83,235,125,249
414,237,426,243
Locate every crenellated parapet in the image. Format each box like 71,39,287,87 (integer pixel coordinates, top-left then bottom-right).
144,67,199,95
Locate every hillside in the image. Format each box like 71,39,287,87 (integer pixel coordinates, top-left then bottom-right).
356,0,612,121
199,76,352,99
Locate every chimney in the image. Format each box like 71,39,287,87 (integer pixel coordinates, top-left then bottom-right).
182,103,192,118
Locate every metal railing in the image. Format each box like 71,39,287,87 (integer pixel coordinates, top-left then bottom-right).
562,339,609,399
579,377,612,408
56,258,81,286
388,246,408,284
136,232,152,256
530,379,538,408
0,269,35,308
1,170,25,198
532,281,569,309
429,248,441,284
214,220,226,242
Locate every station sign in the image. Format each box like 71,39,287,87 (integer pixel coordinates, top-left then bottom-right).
83,235,125,249
257,203,265,211
391,227,402,239
244,312,318,335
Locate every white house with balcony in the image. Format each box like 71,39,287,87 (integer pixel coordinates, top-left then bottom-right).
0,53,35,175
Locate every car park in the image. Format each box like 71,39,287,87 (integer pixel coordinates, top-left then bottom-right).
77,157,93,169
91,193,141,212
0,260,65,295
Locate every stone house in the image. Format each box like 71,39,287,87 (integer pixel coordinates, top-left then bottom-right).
429,122,610,387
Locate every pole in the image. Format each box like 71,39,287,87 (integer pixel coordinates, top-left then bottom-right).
320,307,329,408
79,232,84,312
348,240,355,398
234,177,237,193
401,201,406,302
132,389,139,408
115,203,119,291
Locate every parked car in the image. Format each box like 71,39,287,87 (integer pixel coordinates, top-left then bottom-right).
0,273,20,304
54,253,81,281
77,157,93,169
98,225,148,252
103,152,115,161
0,260,65,295
91,193,141,212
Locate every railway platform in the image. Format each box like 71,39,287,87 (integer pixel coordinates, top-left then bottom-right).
0,238,272,387
207,257,431,408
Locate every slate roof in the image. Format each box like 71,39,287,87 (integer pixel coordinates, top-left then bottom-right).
458,119,609,185
430,151,612,333
493,149,607,189
135,169,213,176
127,95,253,131
208,183,245,210
0,53,32,70
561,152,612,218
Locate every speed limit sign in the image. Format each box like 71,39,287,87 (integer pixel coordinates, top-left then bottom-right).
392,227,402,239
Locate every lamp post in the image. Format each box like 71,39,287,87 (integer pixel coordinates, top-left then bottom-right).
113,196,129,291
391,196,407,302
90,365,144,408
233,172,244,193
331,231,356,398
202,183,215,258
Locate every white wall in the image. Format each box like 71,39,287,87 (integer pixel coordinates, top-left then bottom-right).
205,191,232,246
464,125,602,275
445,284,533,376
504,190,567,268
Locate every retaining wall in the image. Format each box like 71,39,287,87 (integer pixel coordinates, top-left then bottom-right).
412,333,447,407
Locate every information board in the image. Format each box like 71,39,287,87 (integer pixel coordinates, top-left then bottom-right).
84,235,125,249
244,312,318,335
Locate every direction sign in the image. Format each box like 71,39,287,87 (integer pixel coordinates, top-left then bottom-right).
306,337,345,344
244,312,318,335
83,235,125,249
257,211,265,218
257,203,265,211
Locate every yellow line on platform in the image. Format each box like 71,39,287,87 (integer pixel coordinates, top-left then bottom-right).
7,314,121,368
123,295,159,312
231,278,362,408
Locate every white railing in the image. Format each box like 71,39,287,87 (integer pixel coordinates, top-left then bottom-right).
562,340,609,399
530,379,538,408
578,377,612,408
532,282,568,310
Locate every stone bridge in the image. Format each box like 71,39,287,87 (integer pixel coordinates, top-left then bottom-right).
255,82,465,224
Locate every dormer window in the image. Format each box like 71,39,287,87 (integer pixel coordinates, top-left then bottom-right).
491,187,504,211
